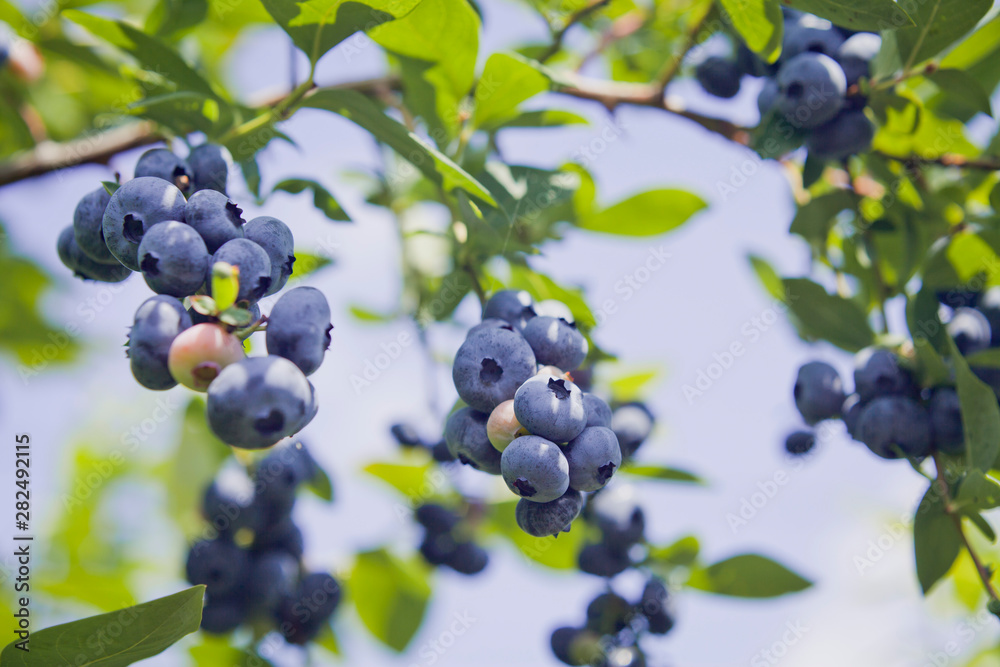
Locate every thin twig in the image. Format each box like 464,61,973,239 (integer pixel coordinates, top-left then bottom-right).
537,0,612,64
873,150,1000,172
654,5,714,93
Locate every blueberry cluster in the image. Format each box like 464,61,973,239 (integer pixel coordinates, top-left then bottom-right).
790,341,966,460
577,483,646,577
550,579,672,667
447,290,626,536
695,8,878,160
187,443,342,643
58,145,334,450
389,422,454,463
413,503,489,574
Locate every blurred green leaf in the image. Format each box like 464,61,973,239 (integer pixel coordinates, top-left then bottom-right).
169,398,231,532
748,254,786,302
289,251,335,281
364,461,436,500
488,500,587,569
927,69,993,118
575,189,706,237
146,0,209,36
260,0,424,63
720,0,783,62
304,88,496,204
957,471,1000,511
350,305,393,322
372,0,479,144
947,336,1000,472
473,53,550,130
273,178,351,221
688,554,812,598
790,190,860,245
622,465,704,484
782,278,875,352
0,587,205,666
488,109,588,131
350,549,430,652
874,0,991,77
507,266,596,330
189,637,273,666
307,463,335,501
914,482,962,594
752,110,808,159
785,0,912,30
608,369,660,403
648,535,700,567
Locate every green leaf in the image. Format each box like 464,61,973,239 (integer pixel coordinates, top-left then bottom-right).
647,535,700,567
477,162,580,224
489,500,587,569
146,0,209,36
260,0,424,63
350,549,430,652
306,463,335,501
272,178,351,221
748,254,786,302
488,109,589,131
187,294,218,316
350,305,393,322
168,398,230,530
63,11,218,99
913,482,962,594
575,189,706,237
785,0,913,31
957,471,1000,511
947,335,1000,472
608,369,660,403
218,306,253,327
363,461,436,500
189,637,273,667
1,587,205,666
303,88,495,204
622,464,705,485
372,0,479,144
782,278,874,351
289,251,335,281
211,262,240,311
719,0,783,63
927,69,993,117
752,109,808,158
687,554,812,598
473,53,550,130
506,266,596,330
101,181,120,196
873,0,991,77
789,190,860,245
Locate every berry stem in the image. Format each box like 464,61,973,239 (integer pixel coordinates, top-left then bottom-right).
932,453,1000,604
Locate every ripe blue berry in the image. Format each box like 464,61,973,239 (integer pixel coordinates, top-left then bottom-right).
948,307,992,356
452,326,537,413
784,430,816,455
501,434,570,502
564,426,622,492
187,143,232,194
210,239,273,304
807,109,875,160
185,537,249,598
854,348,914,402
836,32,881,86
128,295,192,390
137,220,210,297
515,489,584,537
200,598,247,634
695,57,742,98
782,14,845,60
482,289,536,329
856,395,932,459
776,53,846,129
445,407,502,474
578,542,630,577
57,226,132,283
929,387,964,455
583,393,612,428
522,316,588,371
103,177,187,270
134,148,193,194
72,187,118,264
611,403,654,457
513,375,587,444
793,361,845,424
184,190,245,253
275,572,341,644
265,287,332,376
247,551,299,613
244,216,295,295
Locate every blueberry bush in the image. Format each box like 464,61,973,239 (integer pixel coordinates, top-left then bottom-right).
1,0,999,665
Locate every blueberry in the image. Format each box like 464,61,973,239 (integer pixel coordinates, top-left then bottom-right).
199,598,247,634
247,551,299,613
444,407,502,474
188,143,232,194
836,32,881,86
244,216,295,296
793,361,845,424
185,537,250,598
445,541,489,575
515,489,584,537
522,316,589,371
611,403,655,457
757,77,780,117
431,439,456,462
57,226,132,283
566,427,622,492
482,289,536,329
842,394,862,439
638,578,674,634
806,109,875,159
513,375,587,443
534,299,575,322
501,434,570,503
275,572,341,645
415,504,461,534
206,355,315,449
854,348,915,402
265,287,333,375
168,323,246,391
134,148,193,194
583,393,612,428
202,467,260,534
776,53,846,129
103,177,187,270
467,318,515,337
128,295,192,390
782,13,845,60
577,542,630,577
137,220,210,297
948,307,992,356
856,395,933,459
391,422,423,447
252,515,304,558
939,289,982,310
452,326,537,413
420,531,458,566
550,626,583,666
72,187,118,264
184,190,246,253
254,444,315,519
978,287,1000,346
929,387,964,455
695,56,742,98
784,430,816,456
209,239,272,305
486,399,525,452
588,484,645,551
586,592,632,635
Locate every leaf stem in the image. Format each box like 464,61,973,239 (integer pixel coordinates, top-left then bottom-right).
537,0,612,64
